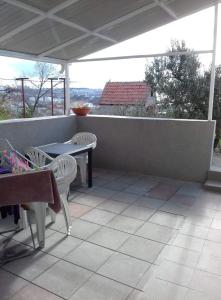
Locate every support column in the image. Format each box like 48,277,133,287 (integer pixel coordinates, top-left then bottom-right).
64,63,71,115
208,3,219,121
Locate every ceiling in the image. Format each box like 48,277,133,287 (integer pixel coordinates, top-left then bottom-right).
0,0,217,64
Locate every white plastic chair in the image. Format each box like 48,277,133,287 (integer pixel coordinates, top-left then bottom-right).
67,132,97,184
24,147,55,224
25,154,77,248
25,147,53,167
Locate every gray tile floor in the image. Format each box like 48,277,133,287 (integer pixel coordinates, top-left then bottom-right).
1,168,221,300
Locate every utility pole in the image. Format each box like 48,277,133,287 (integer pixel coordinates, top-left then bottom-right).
48,78,57,116
16,77,28,118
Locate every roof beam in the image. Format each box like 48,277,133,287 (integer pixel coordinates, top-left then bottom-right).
0,49,65,64
154,0,178,20
49,15,117,43
69,50,213,63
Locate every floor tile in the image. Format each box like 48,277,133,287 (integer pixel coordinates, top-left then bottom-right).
98,252,150,287
97,200,129,214
64,241,113,271
160,201,189,216
180,223,209,239
0,236,32,263
156,260,194,286
72,194,106,207
202,240,221,257
130,278,188,300
68,203,92,218
207,228,221,243
102,181,129,191
110,191,139,204
0,269,28,300
9,283,63,300
185,289,220,300
88,227,130,250
33,260,92,299
197,253,221,276
122,205,155,221
60,219,101,240
134,196,165,209
156,245,200,268
69,274,132,300
42,232,82,258
176,183,202,197
148,183,178,201
5,228,55,248
190,270,221,298
149,211,185,229
184,215,212,227
173,234,205,252
211,218,221,230
119,235,164,263
3,251,58,281
124,185,146,196
169,194,197,206
47,213,69,231
88,187,118,198
136,222,177,243
81,208,116,225
107,215,144,234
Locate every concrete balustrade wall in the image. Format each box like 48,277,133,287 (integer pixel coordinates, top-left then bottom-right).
0,115,77,153
77,115,215,182
0,114,215,181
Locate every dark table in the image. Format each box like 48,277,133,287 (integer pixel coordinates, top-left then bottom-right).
38,143,93,188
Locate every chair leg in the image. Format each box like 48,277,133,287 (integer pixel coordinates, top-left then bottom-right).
78,155,87,185
26,212,36,249
60,194,72,236
49,208,56,223
18,207,28,229
32,203,46,248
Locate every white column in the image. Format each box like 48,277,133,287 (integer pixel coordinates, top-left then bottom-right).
65,63,71,115
208,3,219,121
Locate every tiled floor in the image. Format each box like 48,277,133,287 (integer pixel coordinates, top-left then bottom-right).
1,169,221,299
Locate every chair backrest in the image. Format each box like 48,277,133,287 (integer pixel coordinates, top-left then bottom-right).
71,132,97,149
46,154,77,195
25,147,53,167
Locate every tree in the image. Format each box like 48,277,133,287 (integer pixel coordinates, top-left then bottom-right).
145,40,220,118
23,62,59,116
145,40,221,144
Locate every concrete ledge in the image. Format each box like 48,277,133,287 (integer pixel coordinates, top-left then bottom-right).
77,115,215,182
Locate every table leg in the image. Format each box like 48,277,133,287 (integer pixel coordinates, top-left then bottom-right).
88,149,93,188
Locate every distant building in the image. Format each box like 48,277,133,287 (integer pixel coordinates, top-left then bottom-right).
98,81,156,115
100,81,153,105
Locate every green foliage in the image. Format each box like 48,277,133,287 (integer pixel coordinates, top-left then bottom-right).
145,40,221,121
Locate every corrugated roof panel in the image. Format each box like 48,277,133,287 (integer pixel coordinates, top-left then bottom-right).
50,36,112,60
166,0,216,18
0,0,216,62
0,1,37,36
56,0,154,31
0,19,83,55
19,0,63,12
100,6,172,42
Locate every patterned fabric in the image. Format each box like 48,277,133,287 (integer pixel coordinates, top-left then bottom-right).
0,150,30,173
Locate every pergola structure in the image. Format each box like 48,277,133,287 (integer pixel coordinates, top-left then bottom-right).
0,0,219,117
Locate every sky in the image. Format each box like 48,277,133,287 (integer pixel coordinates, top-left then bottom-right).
0,4,221,89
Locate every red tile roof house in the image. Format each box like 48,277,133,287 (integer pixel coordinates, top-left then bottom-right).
97,81,156,116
